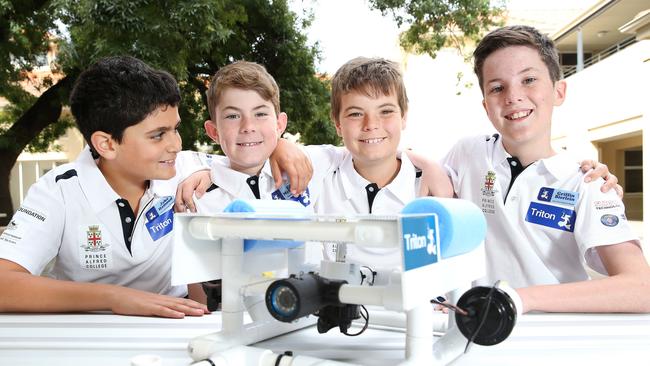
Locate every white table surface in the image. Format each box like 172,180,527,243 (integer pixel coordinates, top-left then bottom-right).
1,312,650,366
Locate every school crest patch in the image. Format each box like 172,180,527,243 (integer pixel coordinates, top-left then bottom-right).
481,171,498,197
79,224,113,270
480,170,498,214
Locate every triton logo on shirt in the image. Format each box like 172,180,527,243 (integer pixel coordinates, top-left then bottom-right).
537,187,579,206
146,209,174,241
525,202,576,232
401,214,440,271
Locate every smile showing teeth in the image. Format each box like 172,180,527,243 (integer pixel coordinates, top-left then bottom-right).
159,159,175,164
505,110,532,120
237,142,262,147
361,137,386,144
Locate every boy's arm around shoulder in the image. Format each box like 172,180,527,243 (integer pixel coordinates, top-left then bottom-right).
173,151,215,212
269,138,315,195
302,144,347,180
404,150,453,198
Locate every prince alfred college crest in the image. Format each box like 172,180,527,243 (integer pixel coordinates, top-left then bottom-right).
480,171,498,214
79,225,113,270
81,225,109,252
481,171,498,196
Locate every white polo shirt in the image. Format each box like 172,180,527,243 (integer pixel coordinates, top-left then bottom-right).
443,134,640,288
194,145,345,214
0,147,190,297
315,152,422,268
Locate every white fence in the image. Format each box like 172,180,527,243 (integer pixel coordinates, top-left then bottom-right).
9,152,70,212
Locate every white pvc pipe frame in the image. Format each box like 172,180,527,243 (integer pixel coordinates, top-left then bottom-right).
185,215,505,366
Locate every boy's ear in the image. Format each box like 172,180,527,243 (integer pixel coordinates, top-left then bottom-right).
401,111,408,130
90,131,117,160
334,119,343,138
482,99,488,115
204,120,220,142
553,80,567,106
276,112,288,135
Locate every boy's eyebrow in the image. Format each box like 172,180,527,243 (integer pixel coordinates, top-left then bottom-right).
221,104,271,112
343,102,397,112
146,119,181,134
486,67,540,84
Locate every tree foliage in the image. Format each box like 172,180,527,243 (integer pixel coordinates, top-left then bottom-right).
0,0,71,153
55,0,337,149
369,0,505,58
0,0,336,224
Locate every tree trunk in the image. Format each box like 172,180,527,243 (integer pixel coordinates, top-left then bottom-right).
0,75,74,226
0,158,15,227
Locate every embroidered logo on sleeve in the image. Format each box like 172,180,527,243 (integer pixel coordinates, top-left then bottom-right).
593,200,622,211
525,202,576,232
79,224,113,270
0,220,23,245
600,214,619,227
537,187,579,207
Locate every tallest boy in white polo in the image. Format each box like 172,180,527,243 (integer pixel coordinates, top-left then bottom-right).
444,25,650,313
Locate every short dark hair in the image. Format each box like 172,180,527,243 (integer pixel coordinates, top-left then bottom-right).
70,56,180,148
330,57,408,123
473,25,562,93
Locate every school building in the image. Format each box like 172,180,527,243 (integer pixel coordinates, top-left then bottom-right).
549,0,649,242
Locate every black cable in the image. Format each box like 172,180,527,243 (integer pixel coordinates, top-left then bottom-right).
343,305,369,336
200,359,216,366
430,297,469,316
274,351,293,366
463,282,498,353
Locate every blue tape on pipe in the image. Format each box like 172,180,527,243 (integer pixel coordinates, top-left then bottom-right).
401,197,486,258
223,199,307,252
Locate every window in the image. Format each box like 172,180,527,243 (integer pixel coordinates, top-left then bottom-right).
623,149,642,193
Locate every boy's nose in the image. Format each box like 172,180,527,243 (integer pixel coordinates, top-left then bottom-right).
240,116,256,133
168,129,182,152
505,89,524,104
362,115,379,130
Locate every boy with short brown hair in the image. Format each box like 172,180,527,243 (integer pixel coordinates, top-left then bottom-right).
444,25,650,313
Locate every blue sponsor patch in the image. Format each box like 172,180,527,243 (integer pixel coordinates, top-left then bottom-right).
146,209,173,241
600,214,619,227
537,187,579,206
401,214,440,271
525,202,576,232
154,196,175,214
145,196,175,222
271,183,311,207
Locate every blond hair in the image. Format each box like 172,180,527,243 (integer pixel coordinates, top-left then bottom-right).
330,57,408,122
207,61,280,121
